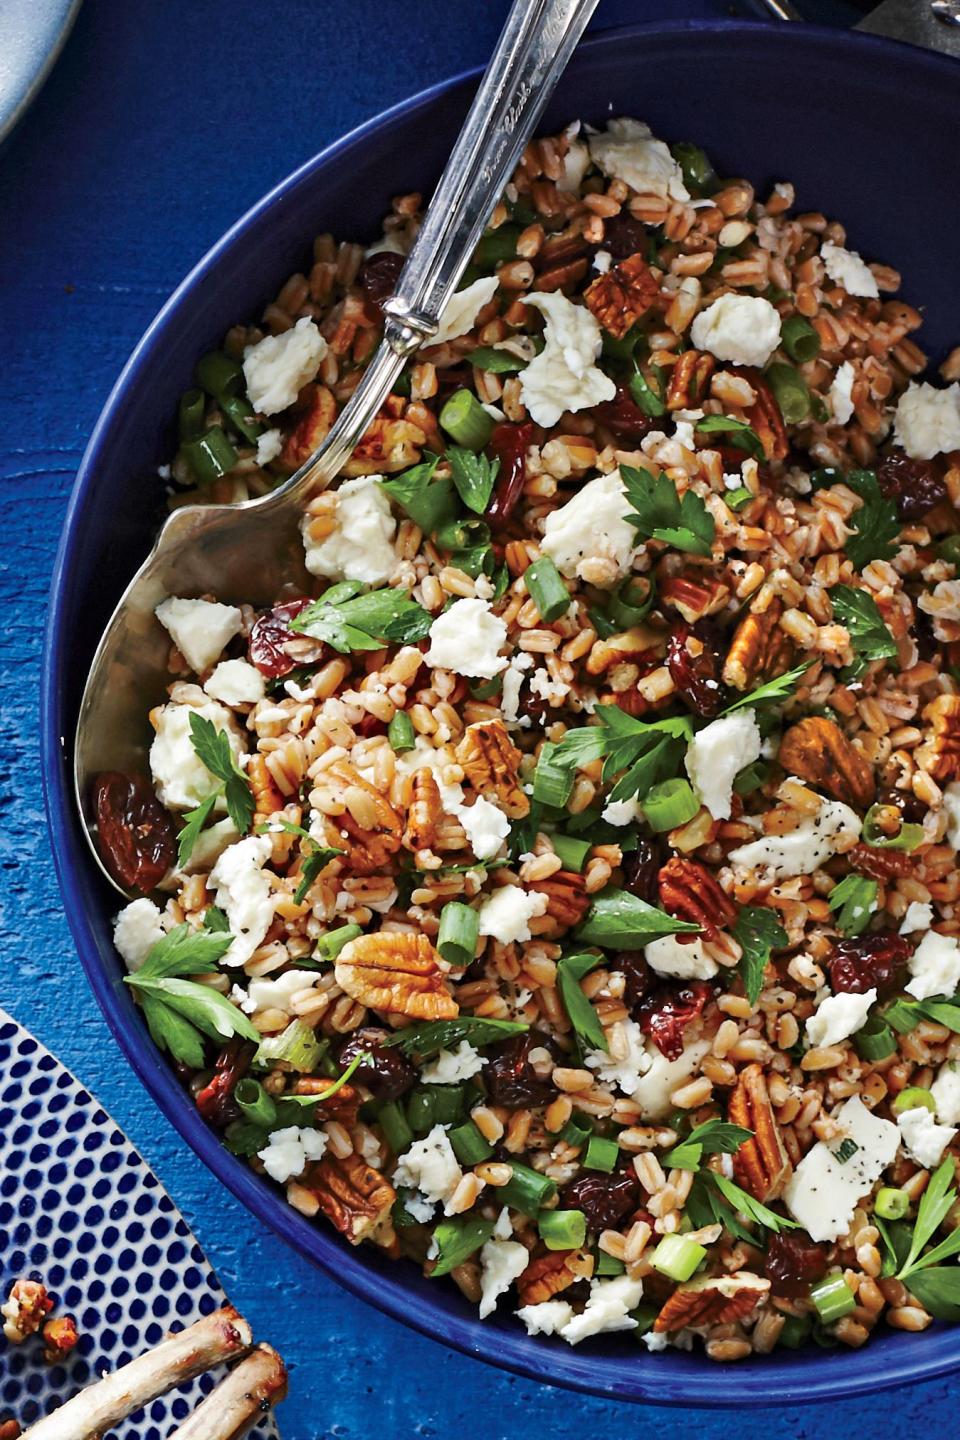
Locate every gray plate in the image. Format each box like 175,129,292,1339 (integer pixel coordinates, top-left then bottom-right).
0,0,82,146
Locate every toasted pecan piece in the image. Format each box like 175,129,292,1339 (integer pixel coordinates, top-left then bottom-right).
846,843,913,880
728,1064,792,1202
456,719,530,819
919,694,960,782
725,366,789,462
291,1079,361,1127
659,573,730,624
665,349,715,411
335,932,458,1020
518,1250,586,1306
248,753,286,823
778,717,876,809
722,600,794,691
658,857,736,942
403,769,443,853
279,383,337,469
344,408,426,476
530,870,591,930
654,1272,770,1333
324,760,403,875
306,1152,396,1244
584,252,660,339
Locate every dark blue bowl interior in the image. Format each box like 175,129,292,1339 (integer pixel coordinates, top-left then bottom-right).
43,20,960,1406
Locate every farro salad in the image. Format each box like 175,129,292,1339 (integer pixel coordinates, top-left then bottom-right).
94,117,960,1362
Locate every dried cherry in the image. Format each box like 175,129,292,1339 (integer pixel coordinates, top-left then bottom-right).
93,771,176,894
877,785,926,826
636,980,714,1061
487,421,537,526
592,385,659,444
828,931,912,997
764,1230,828,1297
338,1027,416,1102
195,1040,254,1130
356,251,404,312
616,950,651,1011
484,1029,558,1109
600,212,649,262
248,598,311,679
875,449,947,521
564,1168,641,1232
666,620,726,718
620,839,662,906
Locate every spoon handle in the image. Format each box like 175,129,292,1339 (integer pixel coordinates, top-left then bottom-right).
285,0,598,501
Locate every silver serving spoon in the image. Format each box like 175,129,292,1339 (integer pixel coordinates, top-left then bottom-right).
74,0,599,896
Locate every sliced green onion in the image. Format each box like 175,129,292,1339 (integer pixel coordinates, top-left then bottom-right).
524,556,571,622
765,362,811,426
875,1186,910,1221
629,363,666,418
588,606,617,640
550,833,592,873
406,1087,438,1134
596,1251,626,1277
234,1078,277,1128
854,1015,897,1062
449,1120,494,1167
468,346,525,375
181,426,237,484
474,224,520,269
440,389,494,450
533,742,574,808
378,1099,413,1155
891,1085,936,1115
437,901,479,968
651,1234,706,1283
778,1314,812,1349
316,923,362,962
498,1162,558,1218
435,516,490,554
862,804,924,852
937,535,960,569
884,998,921,1035
254,1020,323,1073
538,1209,587,1251
810,1273,855,1324
195,349,244,400
219,392,263,443
560,1114,593,1149
724,486,755,512
608,576,655,629
669,141,717,197
781,315,821,365
415,1083,466,1128
642,778,700,833
583,1135,619,1174
733,760,771,797
178,388,206,442
430,1215,496,1276
388,711,416,753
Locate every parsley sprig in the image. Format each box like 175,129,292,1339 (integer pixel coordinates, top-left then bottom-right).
721,662,810,715
381,1017,528,1059
663,1118,754,1172
831,584,898,681
183,714,255,861
545,706,692,804
256,819,343,905
621,463,715,557
686,1169,799,1243
291,581,432,652
731,906,788,1006
557,953,607,1052
447,447,499,515
124,922,259,1067
813,468,900,570
827,874,878,937
876,1158,960,1319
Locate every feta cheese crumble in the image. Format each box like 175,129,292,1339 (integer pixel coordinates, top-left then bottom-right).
257,1125,328,1185
727,797,861,880
644,934,719,982
424,598,508,679
932,1062,960,1126
684,709,761,821
113,898,166,972
454,796,510,861
392,1124,462,1217
585,1017,652,1098
204,658,265,706
519,291,615,428
633,1038,710,1121
420,1041,488,1085
893,381,960,461
805,988,876,1048
428,276,499,348
587,118,689,201
256,428,283,466
515,1300,575,1337
828,361,856,425
942,781,960,849
477,886,548,945
601,795,644,827
900,901,934,936
559,1274,644,1344
242,316,326,416
208,835,275,968
783,1095,899,1242
540,469,638,585
301,475,397,585
690,294,782,369
478,1239,529,1319
244,968,318,1015
897,1106,957,1169
820,242,879,299
905,930,960,1000
149,699,244,810
155,597,242,675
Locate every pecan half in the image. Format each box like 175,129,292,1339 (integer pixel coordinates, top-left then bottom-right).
291,1079,361,1127
778,717,876,809
344,408,426,476
280,384,337,469
248,753,286,824
657,857,736,942
726,366,789,462
654,1272,770,1333
530,870,591,929
919,694,960,782
728,1064,792,1202
306,1152,396,1245
456,719,530,819
722,600,795,691
584,252,660,339
335,932,459,1020
665,349,715,411
659,572,729,624
324,759,403,875
403,769,443,853
517,1249,586,1306
846,843,912,880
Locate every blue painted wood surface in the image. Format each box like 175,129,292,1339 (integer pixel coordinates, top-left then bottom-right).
2,0,951,1434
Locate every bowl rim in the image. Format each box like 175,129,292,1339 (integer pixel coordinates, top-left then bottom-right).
41,17,960,1406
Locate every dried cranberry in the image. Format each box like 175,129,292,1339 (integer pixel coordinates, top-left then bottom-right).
666,620,726,718
764,1230,828,1297
878,785,926,826
828,931,912,997
600,212,649,262
484,1029,557,1109
875,449,947,521
564,1168,641,1232
617,951,651,1011
592,385,659,444
248,598,311,679
356,251,404,311
620,839,662,905
93,771,177,894
196,1041,254,1130
338,1028,415,1102
487,421,537,526
914,605,939,664
636,980,713,1061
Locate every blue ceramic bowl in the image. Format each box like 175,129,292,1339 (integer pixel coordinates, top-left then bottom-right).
43,20,960,1406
